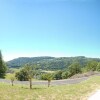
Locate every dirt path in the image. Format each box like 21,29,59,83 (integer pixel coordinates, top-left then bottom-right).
88,90,100,100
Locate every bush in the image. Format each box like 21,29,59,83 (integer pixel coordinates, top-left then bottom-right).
15,68,29,81
53,70,63,80
61,71,69,79
67,62,82,77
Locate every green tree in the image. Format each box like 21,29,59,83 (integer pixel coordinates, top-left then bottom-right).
53,70,63,80
24,64,35,89
68,62,82,77
86,61,98,71
10,76,15,86
15,64,35,89
0,50,7,78
41,73,52,87
61,71,69,79
15,69,29,81
96,62,100,71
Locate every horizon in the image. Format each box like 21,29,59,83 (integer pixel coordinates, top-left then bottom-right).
0,0,100,61
4,55,100,62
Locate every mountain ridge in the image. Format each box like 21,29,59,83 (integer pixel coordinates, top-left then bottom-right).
7,56,100,70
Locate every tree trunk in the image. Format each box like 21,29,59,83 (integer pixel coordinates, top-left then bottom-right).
11,80,14,86
29,78,32,89
48,80,50,87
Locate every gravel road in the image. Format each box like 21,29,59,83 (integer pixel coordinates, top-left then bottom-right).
0,77,89,85
0,74,99,86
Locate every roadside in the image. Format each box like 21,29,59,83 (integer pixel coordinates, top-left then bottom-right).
0,75,99,85
0,72,100,86
88,90,100,100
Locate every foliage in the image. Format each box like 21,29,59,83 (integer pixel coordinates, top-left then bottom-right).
7,56,100,70
6,68,20,73
10,76,15,86
86,61,98,71
15,64,34,81
61,71,69,79
7,56,100,80
7,57,54,68
15,69,29,81
0,50,7,78
15,64,36,89
67,62,82,77
40,73,52,87
40,73,52,80
53,70,63,80
96,62,100,71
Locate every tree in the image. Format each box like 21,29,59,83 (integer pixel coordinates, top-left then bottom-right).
10,76,15,86
68,62,82,77
86,61,98,71
0,50,7,78
15,69,29,81
15,64,35,89
41,73,52,87
53,70,63,80
61,71,69,79
24,64,35,89
96,62,100,71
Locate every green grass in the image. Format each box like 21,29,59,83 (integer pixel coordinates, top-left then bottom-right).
5,73,16,80
0,76,100,100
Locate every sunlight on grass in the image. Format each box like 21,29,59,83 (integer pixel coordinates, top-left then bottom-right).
0,76,100,100
5,73,16,80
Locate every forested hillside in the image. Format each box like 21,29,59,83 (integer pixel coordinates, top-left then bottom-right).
7,56,100,70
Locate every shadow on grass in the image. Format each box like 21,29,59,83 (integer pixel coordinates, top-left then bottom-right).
21,86,47,90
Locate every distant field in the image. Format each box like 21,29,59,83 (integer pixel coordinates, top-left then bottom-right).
5,73,16,80
42,70,55,73
0,76,100,100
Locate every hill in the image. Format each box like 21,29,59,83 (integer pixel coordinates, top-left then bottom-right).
7,56,100,70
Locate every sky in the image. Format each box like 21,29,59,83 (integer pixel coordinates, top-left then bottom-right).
0,0,100,61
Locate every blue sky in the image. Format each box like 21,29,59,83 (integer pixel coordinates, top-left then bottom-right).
0,0,100,61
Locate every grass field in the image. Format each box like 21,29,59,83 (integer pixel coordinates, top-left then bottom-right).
0,76,100,100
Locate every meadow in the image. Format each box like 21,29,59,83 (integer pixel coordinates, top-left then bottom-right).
0,76,100,100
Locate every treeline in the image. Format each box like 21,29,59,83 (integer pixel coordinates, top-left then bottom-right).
40,61,100,80
4,60,100,89
7,56,100,70
0,51,7,78
15,60,100,82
